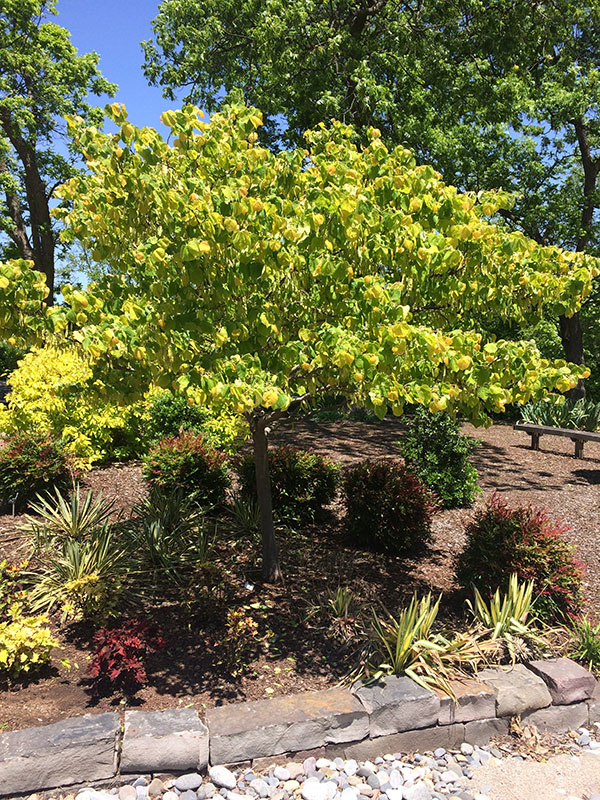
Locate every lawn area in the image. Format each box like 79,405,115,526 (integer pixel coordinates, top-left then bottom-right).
0,418,597,733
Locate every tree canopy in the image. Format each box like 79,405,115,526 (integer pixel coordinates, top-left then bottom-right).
0,102,596,577
143,0,600,381
0,0,115,293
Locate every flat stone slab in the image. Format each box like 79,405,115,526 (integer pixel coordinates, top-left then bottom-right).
436,679,496,725
121,708,209,773
525,658,597,705
478,664,552,717
587,681,600,724
463,716,509,744
522,701,589,733
344,723,465,760
352,676,440,737
207,688,368,764
0,712,118,796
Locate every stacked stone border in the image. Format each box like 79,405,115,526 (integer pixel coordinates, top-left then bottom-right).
2,658,599,797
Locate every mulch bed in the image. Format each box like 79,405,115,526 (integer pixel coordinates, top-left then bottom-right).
0,419,598,733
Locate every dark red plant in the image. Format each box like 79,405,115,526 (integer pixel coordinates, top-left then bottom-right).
88,618,165,694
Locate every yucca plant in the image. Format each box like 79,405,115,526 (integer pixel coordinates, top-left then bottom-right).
132,486,214,584
325,586,363,641
367,593,456,693
27,524,130,622
466,574,549,663
570,616,600,673
24,483,116,552
226,492,260,539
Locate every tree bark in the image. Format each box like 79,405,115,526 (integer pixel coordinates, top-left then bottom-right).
556,118,600,400
0,109,55,296
251,416,283,583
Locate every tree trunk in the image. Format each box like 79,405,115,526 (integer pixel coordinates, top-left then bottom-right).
252,418,283,583
559,312,586,400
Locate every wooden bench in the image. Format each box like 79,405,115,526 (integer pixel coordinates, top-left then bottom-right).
514,422,600,459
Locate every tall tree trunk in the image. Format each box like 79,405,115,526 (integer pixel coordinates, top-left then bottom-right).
559,312,585,400
557,118,600,400
251,417,283,583
0,110,55,297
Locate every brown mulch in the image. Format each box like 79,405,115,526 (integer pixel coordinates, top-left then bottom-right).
0,419,598,733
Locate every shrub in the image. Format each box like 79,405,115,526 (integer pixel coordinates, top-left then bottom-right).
342,459,436,554
398,409,480,508
146,391,209,440
236,446,341,520
143,430,230,507
0,605,58,680
0,340,25,378
88,617,165,694
0,432,73,512
0,344,146,466
456,493,584,620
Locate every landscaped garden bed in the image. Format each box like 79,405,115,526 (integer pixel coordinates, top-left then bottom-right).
1,417,599,734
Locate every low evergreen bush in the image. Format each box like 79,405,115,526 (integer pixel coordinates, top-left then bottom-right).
397,409,480,508
236,446,340,520
142,430,230,507
342,459,436,554
456,493,584,620
145,391,210,441
0,432,73,512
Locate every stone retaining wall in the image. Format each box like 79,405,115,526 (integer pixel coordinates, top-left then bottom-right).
1,658,598,798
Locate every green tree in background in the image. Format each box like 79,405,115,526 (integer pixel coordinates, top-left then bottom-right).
143,0,600,390
0,0,115,294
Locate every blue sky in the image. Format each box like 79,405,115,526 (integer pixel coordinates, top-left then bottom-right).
54,0,185,129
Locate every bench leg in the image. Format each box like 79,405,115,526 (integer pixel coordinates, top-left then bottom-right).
531,433,540,451
574,439,584,459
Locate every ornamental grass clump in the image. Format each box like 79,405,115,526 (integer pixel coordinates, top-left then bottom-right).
456,493,584,621
143,429,230,508
342,459,436,554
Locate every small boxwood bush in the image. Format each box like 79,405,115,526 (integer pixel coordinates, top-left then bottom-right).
456,493,584,620
145,391,210,441
236,446,340,520
398,409,480,509
0,433,73,512
342,459,436,554
142,430,230,507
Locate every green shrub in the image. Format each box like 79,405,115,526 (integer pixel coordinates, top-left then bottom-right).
0,344,146,467
0,340,25,378
342,459,436,554
397,409,480,508
0,432,74,512
146,391,210,441
143,430,230,507
456,493,584,620
236,446,340,520
0,606,58,680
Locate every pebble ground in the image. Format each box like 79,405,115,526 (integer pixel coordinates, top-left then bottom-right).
21,724,600,800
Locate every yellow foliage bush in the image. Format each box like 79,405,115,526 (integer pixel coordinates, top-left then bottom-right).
0,344,146,467
0,604,58,679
